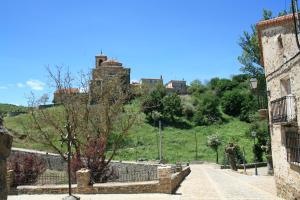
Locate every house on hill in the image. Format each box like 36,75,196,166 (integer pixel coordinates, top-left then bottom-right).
257,14,300,200
53,88,80,104
165,80,187,95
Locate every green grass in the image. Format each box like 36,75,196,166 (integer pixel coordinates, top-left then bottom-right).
0,103,28,115
4,102,255,164
113,116,253,164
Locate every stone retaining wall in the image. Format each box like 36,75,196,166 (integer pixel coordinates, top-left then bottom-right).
8,166,191,195
10,148,161,173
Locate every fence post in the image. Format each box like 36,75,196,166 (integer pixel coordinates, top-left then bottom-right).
157,166,172,194
76,168,92,193
6,170,16,194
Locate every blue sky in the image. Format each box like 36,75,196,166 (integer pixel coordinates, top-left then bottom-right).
0,0,286,105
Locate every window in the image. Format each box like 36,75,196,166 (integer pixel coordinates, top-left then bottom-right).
281,77,291,96
286,129,300,166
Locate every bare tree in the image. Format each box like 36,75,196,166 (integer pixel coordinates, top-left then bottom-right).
23,66,137,181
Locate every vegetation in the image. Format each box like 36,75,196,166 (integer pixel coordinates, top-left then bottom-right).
0,103,28,116
7,152,46,186
207,134,222,164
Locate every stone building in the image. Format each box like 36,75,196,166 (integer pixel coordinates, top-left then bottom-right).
90,54,130,103
165,80,187,95
257,14,300,200
53,88,80,104
140,77,163,88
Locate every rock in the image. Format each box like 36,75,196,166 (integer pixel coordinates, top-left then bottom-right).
0,116,13,200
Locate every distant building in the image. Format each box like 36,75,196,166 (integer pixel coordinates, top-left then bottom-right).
53,88,80,104
257,14,300,200
166,80,187,95
90,53,131,103
140,76,163,90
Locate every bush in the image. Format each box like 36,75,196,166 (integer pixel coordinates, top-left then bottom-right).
7,153,46,186
71,137,119,183
221,89,255,122
162,93,183,122
193,92,222,126
207,134,222,163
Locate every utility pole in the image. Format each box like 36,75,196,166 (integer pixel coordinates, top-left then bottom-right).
159,120,163,163
194,132,198,160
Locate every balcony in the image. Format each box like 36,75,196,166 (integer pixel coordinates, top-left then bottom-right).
271,95,297,124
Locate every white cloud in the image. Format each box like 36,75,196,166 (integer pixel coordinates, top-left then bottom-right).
26,79,45,91
17,83,25,88
0,86,8,89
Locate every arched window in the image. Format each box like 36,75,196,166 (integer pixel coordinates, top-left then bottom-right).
98,59,103,66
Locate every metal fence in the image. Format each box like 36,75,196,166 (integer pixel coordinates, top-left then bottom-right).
15,170,69,186
15,168,159,186
91,169,158,183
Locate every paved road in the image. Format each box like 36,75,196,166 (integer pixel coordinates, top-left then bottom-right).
8,164,281,200
177,164,281,200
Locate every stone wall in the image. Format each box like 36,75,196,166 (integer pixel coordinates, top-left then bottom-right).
257,14,300,200
9,166,190,195
10,148,67,171
9,148,161,173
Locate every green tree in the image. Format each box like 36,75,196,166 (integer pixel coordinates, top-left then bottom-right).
187,80,206,95
162,93,183,122
207,134,222,163
208,78,235,97
141,83,166,122
221,89,255,121
193,91,222,125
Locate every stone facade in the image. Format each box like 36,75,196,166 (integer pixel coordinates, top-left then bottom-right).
90,54,130,104
140,77,163,90
0,117,13,200
257,14,300,200
166,80,187,95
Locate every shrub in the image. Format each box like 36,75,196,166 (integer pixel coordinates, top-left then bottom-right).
193,92,222,126
162,93,183,122
71,137,119,183
7,153,46,186
207,134,222,163
221,89,255,122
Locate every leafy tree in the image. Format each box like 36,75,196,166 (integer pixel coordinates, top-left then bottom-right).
207,134,222,163
221,89,255,121
187,80,206,95
193,91,222,125
162,93,183,122
208,78,235,97
141,83,166,122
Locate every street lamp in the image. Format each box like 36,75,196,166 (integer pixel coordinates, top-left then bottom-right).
251,131,258,176
250,78,258,90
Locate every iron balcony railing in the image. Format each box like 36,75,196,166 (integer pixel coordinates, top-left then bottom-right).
271,94,297,124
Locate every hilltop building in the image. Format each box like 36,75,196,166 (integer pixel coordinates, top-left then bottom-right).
140,76,164,87
257,14,300,200
53,88,80,104
166,80,187,95
90,53,131,103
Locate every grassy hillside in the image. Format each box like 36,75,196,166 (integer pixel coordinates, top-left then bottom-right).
0,103,28,115
4,105,254,164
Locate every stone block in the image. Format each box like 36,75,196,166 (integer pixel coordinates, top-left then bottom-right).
76,168,91,188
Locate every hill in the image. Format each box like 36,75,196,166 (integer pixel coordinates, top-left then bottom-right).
0,103,28,116
4,102,254,164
